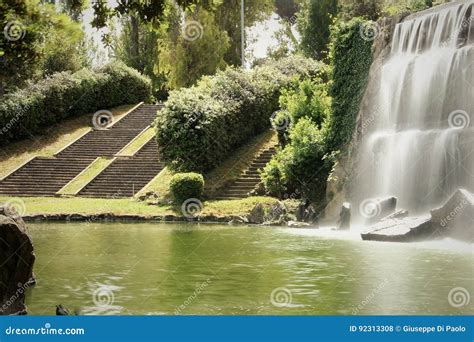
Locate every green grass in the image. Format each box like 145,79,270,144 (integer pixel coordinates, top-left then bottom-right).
57,157,114,196
136,167,174,200
0,195,279,218
117,127,156,157
0,104,136,179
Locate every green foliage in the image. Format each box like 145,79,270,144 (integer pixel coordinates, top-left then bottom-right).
214,0,274,66
297,0,338,60
169,172,205,204
261,118,334,202
0,62,151,145
280,78,332,131
382,0,440,15
113,17,168,100
159,7,230,89
156,56,322,173
339,0,383,20
327,17,373,151
0,0,89,93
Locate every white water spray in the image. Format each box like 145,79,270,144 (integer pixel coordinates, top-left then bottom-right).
356,1,474,214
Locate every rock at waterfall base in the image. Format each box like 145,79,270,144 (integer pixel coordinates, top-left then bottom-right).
368,197,397,223
337,202,351,230
0,206,36,315
361,189,474,243
430,189,474,242
361,216,434,242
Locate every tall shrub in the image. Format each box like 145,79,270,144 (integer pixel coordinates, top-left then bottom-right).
156,56,322,173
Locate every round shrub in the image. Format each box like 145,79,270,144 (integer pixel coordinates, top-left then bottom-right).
169,173,205,204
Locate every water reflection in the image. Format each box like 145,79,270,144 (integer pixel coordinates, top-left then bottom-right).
25,222,473,315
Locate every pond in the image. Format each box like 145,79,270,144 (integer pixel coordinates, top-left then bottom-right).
25,222,473,315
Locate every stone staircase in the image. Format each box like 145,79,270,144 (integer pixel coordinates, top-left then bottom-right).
0,157,93,196
78,140,164,198
216,146,277,200
0,104,163,197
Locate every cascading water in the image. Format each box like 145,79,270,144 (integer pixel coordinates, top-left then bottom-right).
355,0,474,215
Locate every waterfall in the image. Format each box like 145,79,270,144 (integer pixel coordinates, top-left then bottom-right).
356,0,474,215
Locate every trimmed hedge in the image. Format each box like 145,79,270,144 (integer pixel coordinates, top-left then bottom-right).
170,173,205,204
0,62,152,145
156,56,323,173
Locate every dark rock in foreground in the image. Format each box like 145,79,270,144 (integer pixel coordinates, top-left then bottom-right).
0,205,35,315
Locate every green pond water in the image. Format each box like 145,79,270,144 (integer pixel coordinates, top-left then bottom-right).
25,222,473,315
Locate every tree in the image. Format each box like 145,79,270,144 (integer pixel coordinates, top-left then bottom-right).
113,17,167,99
214,0,273,66
158,4,229,89
297,0,338,60
0,0,87,94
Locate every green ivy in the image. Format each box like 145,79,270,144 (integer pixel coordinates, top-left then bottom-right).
327,17,374,151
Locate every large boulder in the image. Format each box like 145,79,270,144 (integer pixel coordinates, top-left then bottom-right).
430,189,474,242
0,205,35,315
247,203,265,224
367,197,397,223
361,216,434,242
